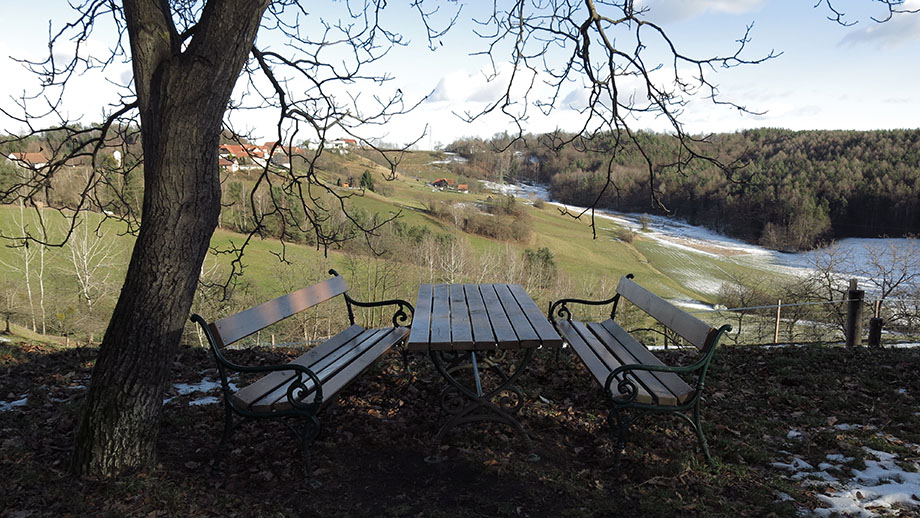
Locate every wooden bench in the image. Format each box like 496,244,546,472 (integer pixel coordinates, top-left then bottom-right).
549,274,731,465
190,269,413,475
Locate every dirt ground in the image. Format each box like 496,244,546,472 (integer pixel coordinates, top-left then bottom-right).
2,339,919,517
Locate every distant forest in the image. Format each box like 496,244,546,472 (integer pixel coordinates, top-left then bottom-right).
444,129,920,251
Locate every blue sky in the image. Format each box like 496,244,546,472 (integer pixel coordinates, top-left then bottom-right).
1,1,919,148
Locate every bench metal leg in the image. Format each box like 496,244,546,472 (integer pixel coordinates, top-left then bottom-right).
220,403,234,450
299,416,321,481
608,407,631,469
692,402,713,465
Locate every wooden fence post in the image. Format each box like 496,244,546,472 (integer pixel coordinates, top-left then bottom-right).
774,299,782,344
845,279,864,348
868,317,883,347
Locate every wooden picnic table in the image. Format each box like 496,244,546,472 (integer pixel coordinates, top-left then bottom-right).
407,283,563,460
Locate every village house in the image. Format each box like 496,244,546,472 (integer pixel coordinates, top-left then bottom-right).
218,157,239,172
328,138,358,152
219,144,267,167
432,178,455,189
7,152,48,169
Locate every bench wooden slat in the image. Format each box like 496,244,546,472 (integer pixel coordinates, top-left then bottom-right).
590,321,693,406
252,328,386,411
231,324,366,409
465,284,496,346
261,327,408,412
430,284,452,350
555,321,618,386
493,283,540,348
507,284,563,347
406,284,433,351
307,326,408,409
214,276,348,346
480,284,518,349
616,277,712,350
449,284,474,349
559,320,655,405
597,320,695,404
581,321,676,405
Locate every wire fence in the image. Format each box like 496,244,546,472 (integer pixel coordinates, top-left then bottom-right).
664,296,920,348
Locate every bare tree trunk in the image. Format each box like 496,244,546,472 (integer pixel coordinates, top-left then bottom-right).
71,0,270,477
38,243,46,335
17,201,36,332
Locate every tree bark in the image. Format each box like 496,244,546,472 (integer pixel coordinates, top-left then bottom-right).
71,0,270,477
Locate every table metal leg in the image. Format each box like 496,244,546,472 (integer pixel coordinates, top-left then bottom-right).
426,348,539,462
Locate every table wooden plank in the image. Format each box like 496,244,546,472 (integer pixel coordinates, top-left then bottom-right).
479,284,518,348
407,284,433,351
507,284,563,348
493,284,540,348
429,284,453,349
464,284,495,347
449,284,473,349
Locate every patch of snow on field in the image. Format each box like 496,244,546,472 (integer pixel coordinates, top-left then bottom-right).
0,396,28,412
0,336,10,343
504,182,915,280
429,152,468,165
480,180,551,201
672,299,716,312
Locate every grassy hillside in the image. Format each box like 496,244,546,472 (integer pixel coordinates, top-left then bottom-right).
0,150,797,344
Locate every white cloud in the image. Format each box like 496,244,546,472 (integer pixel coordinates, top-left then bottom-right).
636,0,765,24
426,63,539,105
840,6,920,49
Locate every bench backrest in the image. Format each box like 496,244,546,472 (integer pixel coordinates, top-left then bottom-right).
616,276,715,351
210,275,348,346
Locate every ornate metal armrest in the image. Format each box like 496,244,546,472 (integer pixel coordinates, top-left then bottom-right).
548,295,618,324
190,313,323,409
235,362,324,411
344,294,415,327
602,324,731,405
327,269,414,327
604,362,706,404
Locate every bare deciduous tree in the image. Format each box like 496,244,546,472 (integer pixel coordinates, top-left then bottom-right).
64,217,119,310
860,238,920,314
0,0,910,478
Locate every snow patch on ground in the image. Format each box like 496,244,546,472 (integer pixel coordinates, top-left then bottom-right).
0,396,28,412
0,336,11,343
165,377,236,406
885,342,920,349
773,427,920,517
174,377,232,395
190,396,220,406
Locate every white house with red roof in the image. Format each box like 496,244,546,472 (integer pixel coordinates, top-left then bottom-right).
7,152,48,169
